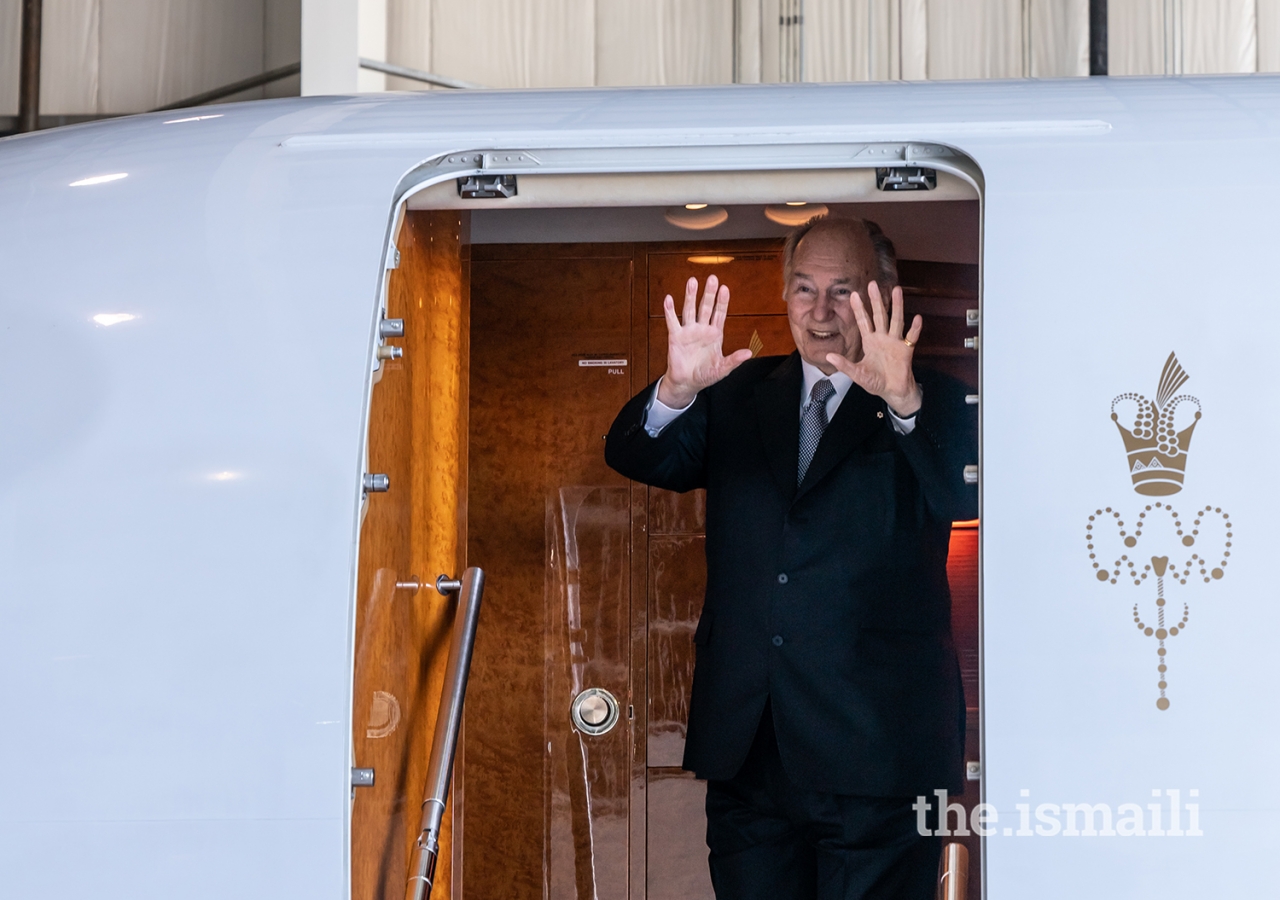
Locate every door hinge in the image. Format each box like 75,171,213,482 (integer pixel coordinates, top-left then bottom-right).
352,767,375,787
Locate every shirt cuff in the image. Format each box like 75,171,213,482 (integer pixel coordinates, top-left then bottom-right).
644,377,696,437
886,406,918,435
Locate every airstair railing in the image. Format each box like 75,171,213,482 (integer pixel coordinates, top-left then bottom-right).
405,567,485,900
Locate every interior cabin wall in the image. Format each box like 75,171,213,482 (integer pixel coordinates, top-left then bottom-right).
351,209,470,900
463,232,979,899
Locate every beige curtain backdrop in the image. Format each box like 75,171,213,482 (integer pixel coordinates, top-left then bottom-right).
4,0,1280,116
0,0,299,116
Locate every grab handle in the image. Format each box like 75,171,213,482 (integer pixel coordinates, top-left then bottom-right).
405,567,485,900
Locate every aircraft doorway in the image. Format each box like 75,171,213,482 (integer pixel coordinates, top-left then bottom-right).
353,175,982,899
460,201,980,899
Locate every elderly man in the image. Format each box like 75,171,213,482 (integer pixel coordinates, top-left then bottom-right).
605,217,977,899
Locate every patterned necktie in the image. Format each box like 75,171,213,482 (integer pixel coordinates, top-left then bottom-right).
798,378,836,485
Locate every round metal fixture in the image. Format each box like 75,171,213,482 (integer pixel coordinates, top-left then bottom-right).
570,687,620,736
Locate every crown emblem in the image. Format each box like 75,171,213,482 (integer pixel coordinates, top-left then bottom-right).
1111,352,1201,496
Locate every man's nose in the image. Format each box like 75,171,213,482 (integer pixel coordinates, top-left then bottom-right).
810,295,836,322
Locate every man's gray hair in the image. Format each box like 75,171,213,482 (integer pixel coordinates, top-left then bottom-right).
782,215,899,289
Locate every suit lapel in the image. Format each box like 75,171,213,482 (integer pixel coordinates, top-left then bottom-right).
794,381,886,502
753,353,803,501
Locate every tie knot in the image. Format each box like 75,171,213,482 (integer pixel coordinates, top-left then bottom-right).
809,378,835,407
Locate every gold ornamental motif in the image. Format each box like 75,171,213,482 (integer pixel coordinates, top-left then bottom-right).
1088,352,1233,711
1110,352,1201,495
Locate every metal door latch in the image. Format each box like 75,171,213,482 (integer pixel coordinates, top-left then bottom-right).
352,767,375,787
963,465,978,485
966,760,981,781
363,473,390,492
457,174,517,199
875,167,937,191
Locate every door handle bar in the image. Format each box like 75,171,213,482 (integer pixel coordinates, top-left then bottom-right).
405,566,486,900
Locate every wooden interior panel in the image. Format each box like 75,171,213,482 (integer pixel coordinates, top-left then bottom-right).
465,250,635,900
647,535,707,767
647,246,785,316
351,210,469,900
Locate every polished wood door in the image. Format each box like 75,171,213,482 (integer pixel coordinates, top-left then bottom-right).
465,245,638,900
351,210,469,900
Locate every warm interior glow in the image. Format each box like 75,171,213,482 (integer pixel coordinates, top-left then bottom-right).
687,255,735,265
764,203,828,226
70,173,128,187
784,201,808,206
92,313,136,326
664,206,729,230
684,203,708,210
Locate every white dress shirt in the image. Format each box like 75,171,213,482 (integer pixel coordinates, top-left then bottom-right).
643,359,918,437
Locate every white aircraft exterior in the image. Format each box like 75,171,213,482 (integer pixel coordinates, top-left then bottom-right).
0,76,1275,898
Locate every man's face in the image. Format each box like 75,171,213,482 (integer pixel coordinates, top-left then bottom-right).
784,226,878,374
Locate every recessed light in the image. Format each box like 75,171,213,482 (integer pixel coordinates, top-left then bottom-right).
70,173,128,187
665,206,729,230
92,313,136,326
784,201,808,206
208,471,241,481
687,255,735,265
764,203,829,226
684,203,709,210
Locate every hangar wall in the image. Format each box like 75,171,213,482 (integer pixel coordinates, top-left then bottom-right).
5,0,1280,120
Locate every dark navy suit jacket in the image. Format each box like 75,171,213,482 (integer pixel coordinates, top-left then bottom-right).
605,352,977,796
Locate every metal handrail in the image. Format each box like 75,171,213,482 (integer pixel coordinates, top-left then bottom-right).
937,841,969,900
358,58,483,90
405,567,486,900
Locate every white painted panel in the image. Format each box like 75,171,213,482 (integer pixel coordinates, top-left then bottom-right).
1261,0,1280,69
302,0,358,94
357,0,386,90
981,123,1280,896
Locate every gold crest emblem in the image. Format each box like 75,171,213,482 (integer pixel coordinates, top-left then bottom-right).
1088,352,1233,711
1111,352,1201,495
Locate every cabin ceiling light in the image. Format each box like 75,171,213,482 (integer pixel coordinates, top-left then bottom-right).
688,255,735,265
664,205,728,230
764,203,828,226
70,173,128,187
92,313,135,326
685,203,708,210
208,471,242,481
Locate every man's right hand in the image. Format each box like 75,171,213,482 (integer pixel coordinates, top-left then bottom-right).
657,275,753,408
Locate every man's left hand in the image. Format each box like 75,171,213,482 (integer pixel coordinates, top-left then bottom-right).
825,282,923,416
